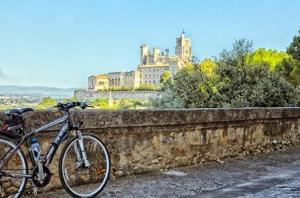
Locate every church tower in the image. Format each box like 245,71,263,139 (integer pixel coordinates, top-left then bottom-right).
140,44,149,65
175,30,192,63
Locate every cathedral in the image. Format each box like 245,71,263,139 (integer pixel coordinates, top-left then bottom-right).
88,31,192,91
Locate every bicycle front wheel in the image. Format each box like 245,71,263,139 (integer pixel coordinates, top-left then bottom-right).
0,136,28,198
59,133,110,198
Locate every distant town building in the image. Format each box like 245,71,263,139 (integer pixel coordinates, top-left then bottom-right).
108,71,140,88
88,31,192,91
88,74,109,90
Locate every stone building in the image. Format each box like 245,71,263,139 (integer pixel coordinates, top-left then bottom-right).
88,74,109,90
175,30,192,63
88,31,192,91
108,71,140,88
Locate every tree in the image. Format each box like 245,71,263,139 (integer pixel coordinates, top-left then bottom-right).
199,58,217,77
218,39,253,67
160,71,171,83
246,48,289,71
88,98,109,108
212,39,299,107
119,98,143,109
276,28,300,86
277,58,300,86
153,64,217,108
155,39,300,108
35,97,57,109
135,83,157,91
287,28,300,61
62,96,77,103
214,63,299,107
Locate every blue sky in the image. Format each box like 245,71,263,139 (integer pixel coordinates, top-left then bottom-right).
0,0,299,88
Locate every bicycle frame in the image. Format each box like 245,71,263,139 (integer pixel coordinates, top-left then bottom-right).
0,113,71,176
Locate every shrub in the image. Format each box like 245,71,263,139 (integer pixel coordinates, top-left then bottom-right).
154,39,300,108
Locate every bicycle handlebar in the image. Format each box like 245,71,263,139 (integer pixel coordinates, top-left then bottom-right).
54,101,94,111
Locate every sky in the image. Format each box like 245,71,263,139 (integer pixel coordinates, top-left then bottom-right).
0,0,299,88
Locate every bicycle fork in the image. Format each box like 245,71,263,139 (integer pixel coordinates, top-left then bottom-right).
74,131,91,169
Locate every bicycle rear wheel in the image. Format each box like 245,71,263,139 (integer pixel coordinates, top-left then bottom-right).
59,133,110,198
0,136,28,198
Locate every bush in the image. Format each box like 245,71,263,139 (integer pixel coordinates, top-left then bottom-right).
135,83,157,91
98,86,134,92
35,97,57,109
212,64,299,107
154,39,300,108
118,98,145,109
88,98,109,108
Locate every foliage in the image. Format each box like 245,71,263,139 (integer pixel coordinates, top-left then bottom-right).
154,39,300,108
118,98,147,109
135,83,157,91
213,63,299,107
160,71,172,83
150,92,184,108
35,97,57,109
98,86,134,92
87,97,149,109
97,84,158,92
287,28,300,61
199,58,217,77
62,96,77,103
88,98,109,108
218,39,253,67
246,48,289,71
276,58,300,86
278,28,300,87
152,65,217,108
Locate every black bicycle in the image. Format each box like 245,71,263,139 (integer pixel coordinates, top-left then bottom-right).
0,102,110,198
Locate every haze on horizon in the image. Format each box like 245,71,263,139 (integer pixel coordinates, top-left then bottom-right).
0,0,299,88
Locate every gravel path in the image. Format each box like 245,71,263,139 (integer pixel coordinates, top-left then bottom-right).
30,146,300,197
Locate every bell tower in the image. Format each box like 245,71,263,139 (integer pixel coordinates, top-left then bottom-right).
175,30,192,62
140,44,149,65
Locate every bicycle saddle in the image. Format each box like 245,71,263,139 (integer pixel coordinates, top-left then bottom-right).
5,108,34,115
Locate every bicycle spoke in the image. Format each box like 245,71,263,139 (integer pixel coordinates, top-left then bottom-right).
0,138,28,198
59,134,110,197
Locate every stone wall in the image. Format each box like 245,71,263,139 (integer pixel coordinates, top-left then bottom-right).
74,89,162,100
0,108,300,193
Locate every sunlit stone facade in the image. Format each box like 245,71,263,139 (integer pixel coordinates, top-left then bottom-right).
88,31,192,91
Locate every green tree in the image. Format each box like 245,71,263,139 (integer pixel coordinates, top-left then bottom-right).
287,28,300,61
119,98,144,109
88,98,109,108
155,39,300,108
62,96,77,103
98,86,134,92
212,39,299,107
214,63,299,107
277,58,300,86
153,64,217,108
135,83,157,91
276,28,300,86
199,58,217,77
246,48,289,71
160,71,171,83
35,97,57,109
218,39,253,67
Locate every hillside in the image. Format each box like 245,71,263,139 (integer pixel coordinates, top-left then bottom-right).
0,85,77,97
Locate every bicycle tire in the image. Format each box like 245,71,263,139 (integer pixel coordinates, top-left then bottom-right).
0,136,28,198
59,133,110,198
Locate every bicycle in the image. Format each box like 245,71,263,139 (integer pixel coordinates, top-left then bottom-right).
0,101,111,198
